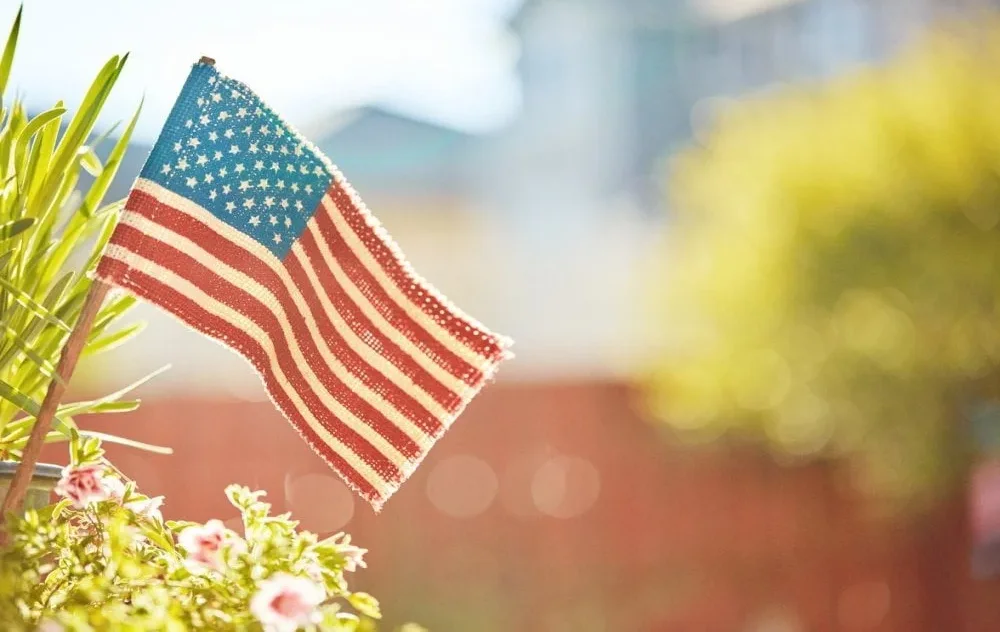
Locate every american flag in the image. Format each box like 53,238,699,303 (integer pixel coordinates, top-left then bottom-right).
95,61,513,510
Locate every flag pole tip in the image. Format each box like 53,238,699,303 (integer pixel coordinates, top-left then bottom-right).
199,56,216,66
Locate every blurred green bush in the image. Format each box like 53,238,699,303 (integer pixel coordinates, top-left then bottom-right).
647,19,1000,506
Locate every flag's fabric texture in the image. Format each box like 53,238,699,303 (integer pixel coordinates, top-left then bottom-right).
95,62,513,510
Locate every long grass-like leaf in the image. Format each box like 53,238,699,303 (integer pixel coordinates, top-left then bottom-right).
38,54,124,217
0,272,70,331
0,270,73,370
8,364,168,444
17,107,64,148
0,378,38,417
88,364,170,407
89,291,136,336
52,288,85,322
82,209,117,273
0,216,31,240
13,106,63,189
57,399,139,417
0,379,75,439
83,321,144,356
5,428,166,452
81,431,172,454
79,146,102,176
25,99,60,200
81,99,141,217
0,103,26,177
1,324,59,379
0,6,21,99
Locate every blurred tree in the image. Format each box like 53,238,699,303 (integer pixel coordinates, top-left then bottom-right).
646,18,1000,509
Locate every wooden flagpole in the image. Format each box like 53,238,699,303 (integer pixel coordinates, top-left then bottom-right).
0,55,217,530
0,280,111,521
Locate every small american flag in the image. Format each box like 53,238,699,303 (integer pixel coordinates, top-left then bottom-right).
96,61,512,510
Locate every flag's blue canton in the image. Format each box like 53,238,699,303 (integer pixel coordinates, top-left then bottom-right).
142,63,333,258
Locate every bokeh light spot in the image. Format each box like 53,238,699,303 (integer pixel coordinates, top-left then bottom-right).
426,455,498,518
531,455,600,518
768,387,834,456
501,450,552,518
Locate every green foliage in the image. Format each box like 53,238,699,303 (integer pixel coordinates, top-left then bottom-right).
0,6,166,458
647,21,1000,504
0,480,384,630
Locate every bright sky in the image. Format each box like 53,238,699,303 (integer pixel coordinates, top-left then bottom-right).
8,0,524,141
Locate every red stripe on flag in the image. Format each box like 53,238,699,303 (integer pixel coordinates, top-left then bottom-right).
307,206,485,386
125,189,454,433
95,256,388,507
285,254,459,419
329,180,507,358
110,221,419,470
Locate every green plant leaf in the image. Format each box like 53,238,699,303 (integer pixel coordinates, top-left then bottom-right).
92,292,137,333
78,145,102,177
0,378,40,418
16,107,64,147
77,430,172,455
37,212,91,291
43,364,168,430
81,99,141,217
51,287,86,323
2,323,59,379
348,593,382,620
0,5,21,99
83,321,144,356
38,54,126,217
0,379,77,439
25,99,61,199
0,270,76,372
45,270,75,309
138,521,177,552
94,364,170,404
57,399,139,417
0,272,71,331
0,382,76,442
0,216,32,240
82,208,117,272
13,106,64,187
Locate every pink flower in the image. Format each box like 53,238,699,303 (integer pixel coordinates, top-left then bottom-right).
250,573,325,632
177,519,241,572
37,620,63,632
54,464,112,508
339,544,367,572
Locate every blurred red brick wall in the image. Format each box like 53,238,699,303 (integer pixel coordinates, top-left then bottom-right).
47,381,1000,631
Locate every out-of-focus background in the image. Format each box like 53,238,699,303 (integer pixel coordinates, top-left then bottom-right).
14,0,1000,629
